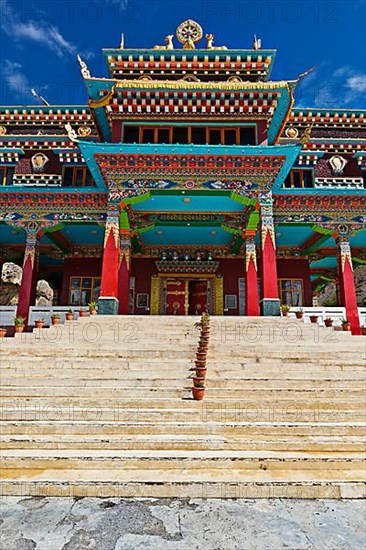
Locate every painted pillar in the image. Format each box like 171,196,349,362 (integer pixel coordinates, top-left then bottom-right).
118,230,131,314
245,231,260,316
98,203,120,315
16,230,40,323
337,236,361,335
259,196,280,316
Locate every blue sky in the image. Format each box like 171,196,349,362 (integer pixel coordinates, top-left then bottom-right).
1,0,365,109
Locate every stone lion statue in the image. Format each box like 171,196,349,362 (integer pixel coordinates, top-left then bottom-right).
0,262,54,306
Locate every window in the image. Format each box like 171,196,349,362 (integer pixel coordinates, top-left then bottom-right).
136,293,149,309
0,167,15,185
63,167,94,187
225,294,237,309
172,127,188,144
121,125,257,145
284,170,314,189
124,125,139,143
129,277,135,314
191,127,206,144
69,277,101,306
239,127,256,145
279,279,304,307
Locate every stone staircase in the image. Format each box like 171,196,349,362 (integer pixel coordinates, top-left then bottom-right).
0,316,365,499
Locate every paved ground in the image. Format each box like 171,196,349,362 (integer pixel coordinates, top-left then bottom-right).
1,498,365,550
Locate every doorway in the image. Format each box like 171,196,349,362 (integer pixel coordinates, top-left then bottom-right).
188,279,208,315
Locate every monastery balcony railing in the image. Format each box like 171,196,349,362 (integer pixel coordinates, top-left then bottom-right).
314,177,365,190
12,174,62,187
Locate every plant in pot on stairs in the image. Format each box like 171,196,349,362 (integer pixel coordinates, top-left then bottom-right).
51,313,61,326
280,304,290,317
34,318,45,329
65,309,74,321
14,316,25,333
88,301,98,315
295,308,304,320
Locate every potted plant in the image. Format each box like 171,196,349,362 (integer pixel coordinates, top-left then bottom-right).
361,326,366,336
65,309,74,321
309,314,318,324
324,317,333,328
192,382,205,401
79,308,88,318
295,308,304,319
51,313,61,326
0,327,7,338
195,367,207,378
195,359,207,368
88,301,98,315
280,304,290,317
14,316,25,333
341,318,350,331
34,318,45,329
196,351,207,361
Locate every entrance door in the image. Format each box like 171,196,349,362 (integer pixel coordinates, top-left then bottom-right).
189,280,208,315
165,279,187,315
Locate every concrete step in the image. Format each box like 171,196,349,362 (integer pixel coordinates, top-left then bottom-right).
2,421,365,438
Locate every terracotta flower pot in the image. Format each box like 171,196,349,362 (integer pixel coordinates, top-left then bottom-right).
282,311,289,317
15,325,24,333
196,352,207,361
342,322,350,331
35,321,44,329
361,327,366,336
195,368,207,378
79,310,87,317
0,328,7,338
66,313,73,321
193,376,206,387
195,360,206,368
295,312,303,319
89,309,97,315
192,386,205,401
324,319,333,328
310,315,318,324
51,317,60,326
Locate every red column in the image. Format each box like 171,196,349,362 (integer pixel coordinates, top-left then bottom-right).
245,232,259,316
259,199,280,316
337,236,361,335
118,230,131,314
16,231,40,323
99,205,120,314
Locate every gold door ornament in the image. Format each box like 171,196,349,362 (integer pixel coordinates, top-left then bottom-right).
150,276,160,315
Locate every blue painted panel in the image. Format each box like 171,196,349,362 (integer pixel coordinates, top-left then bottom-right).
141,226,232,245
133,194,243,212
61,224,104,245
349,229,366,248
310,257,337,269
0,223,25,244
275,225,314,246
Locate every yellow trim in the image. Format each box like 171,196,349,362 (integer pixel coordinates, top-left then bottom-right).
215,276,224,315
150,276,160,315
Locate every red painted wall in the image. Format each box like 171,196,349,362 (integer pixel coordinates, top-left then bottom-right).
276,258,312,305
218,259,245,315
131,258,157,314
60,258,102,304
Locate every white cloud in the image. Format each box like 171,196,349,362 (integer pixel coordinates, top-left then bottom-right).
1,0,79,58
1,60,32,100
346,75,366,93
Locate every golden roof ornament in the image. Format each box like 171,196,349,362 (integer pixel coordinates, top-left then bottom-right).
152,35,174,50
65,123,78,142
205,34,227,50
77,55,91,79
176,19,203,49
300,124,313,145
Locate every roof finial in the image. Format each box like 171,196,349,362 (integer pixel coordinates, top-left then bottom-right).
31,89,50,106
77,55,91,79
253,35,261,50
120,33,125,49
298,66,318,81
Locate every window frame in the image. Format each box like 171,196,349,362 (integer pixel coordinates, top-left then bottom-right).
278,278,304,307
69,276,101,306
